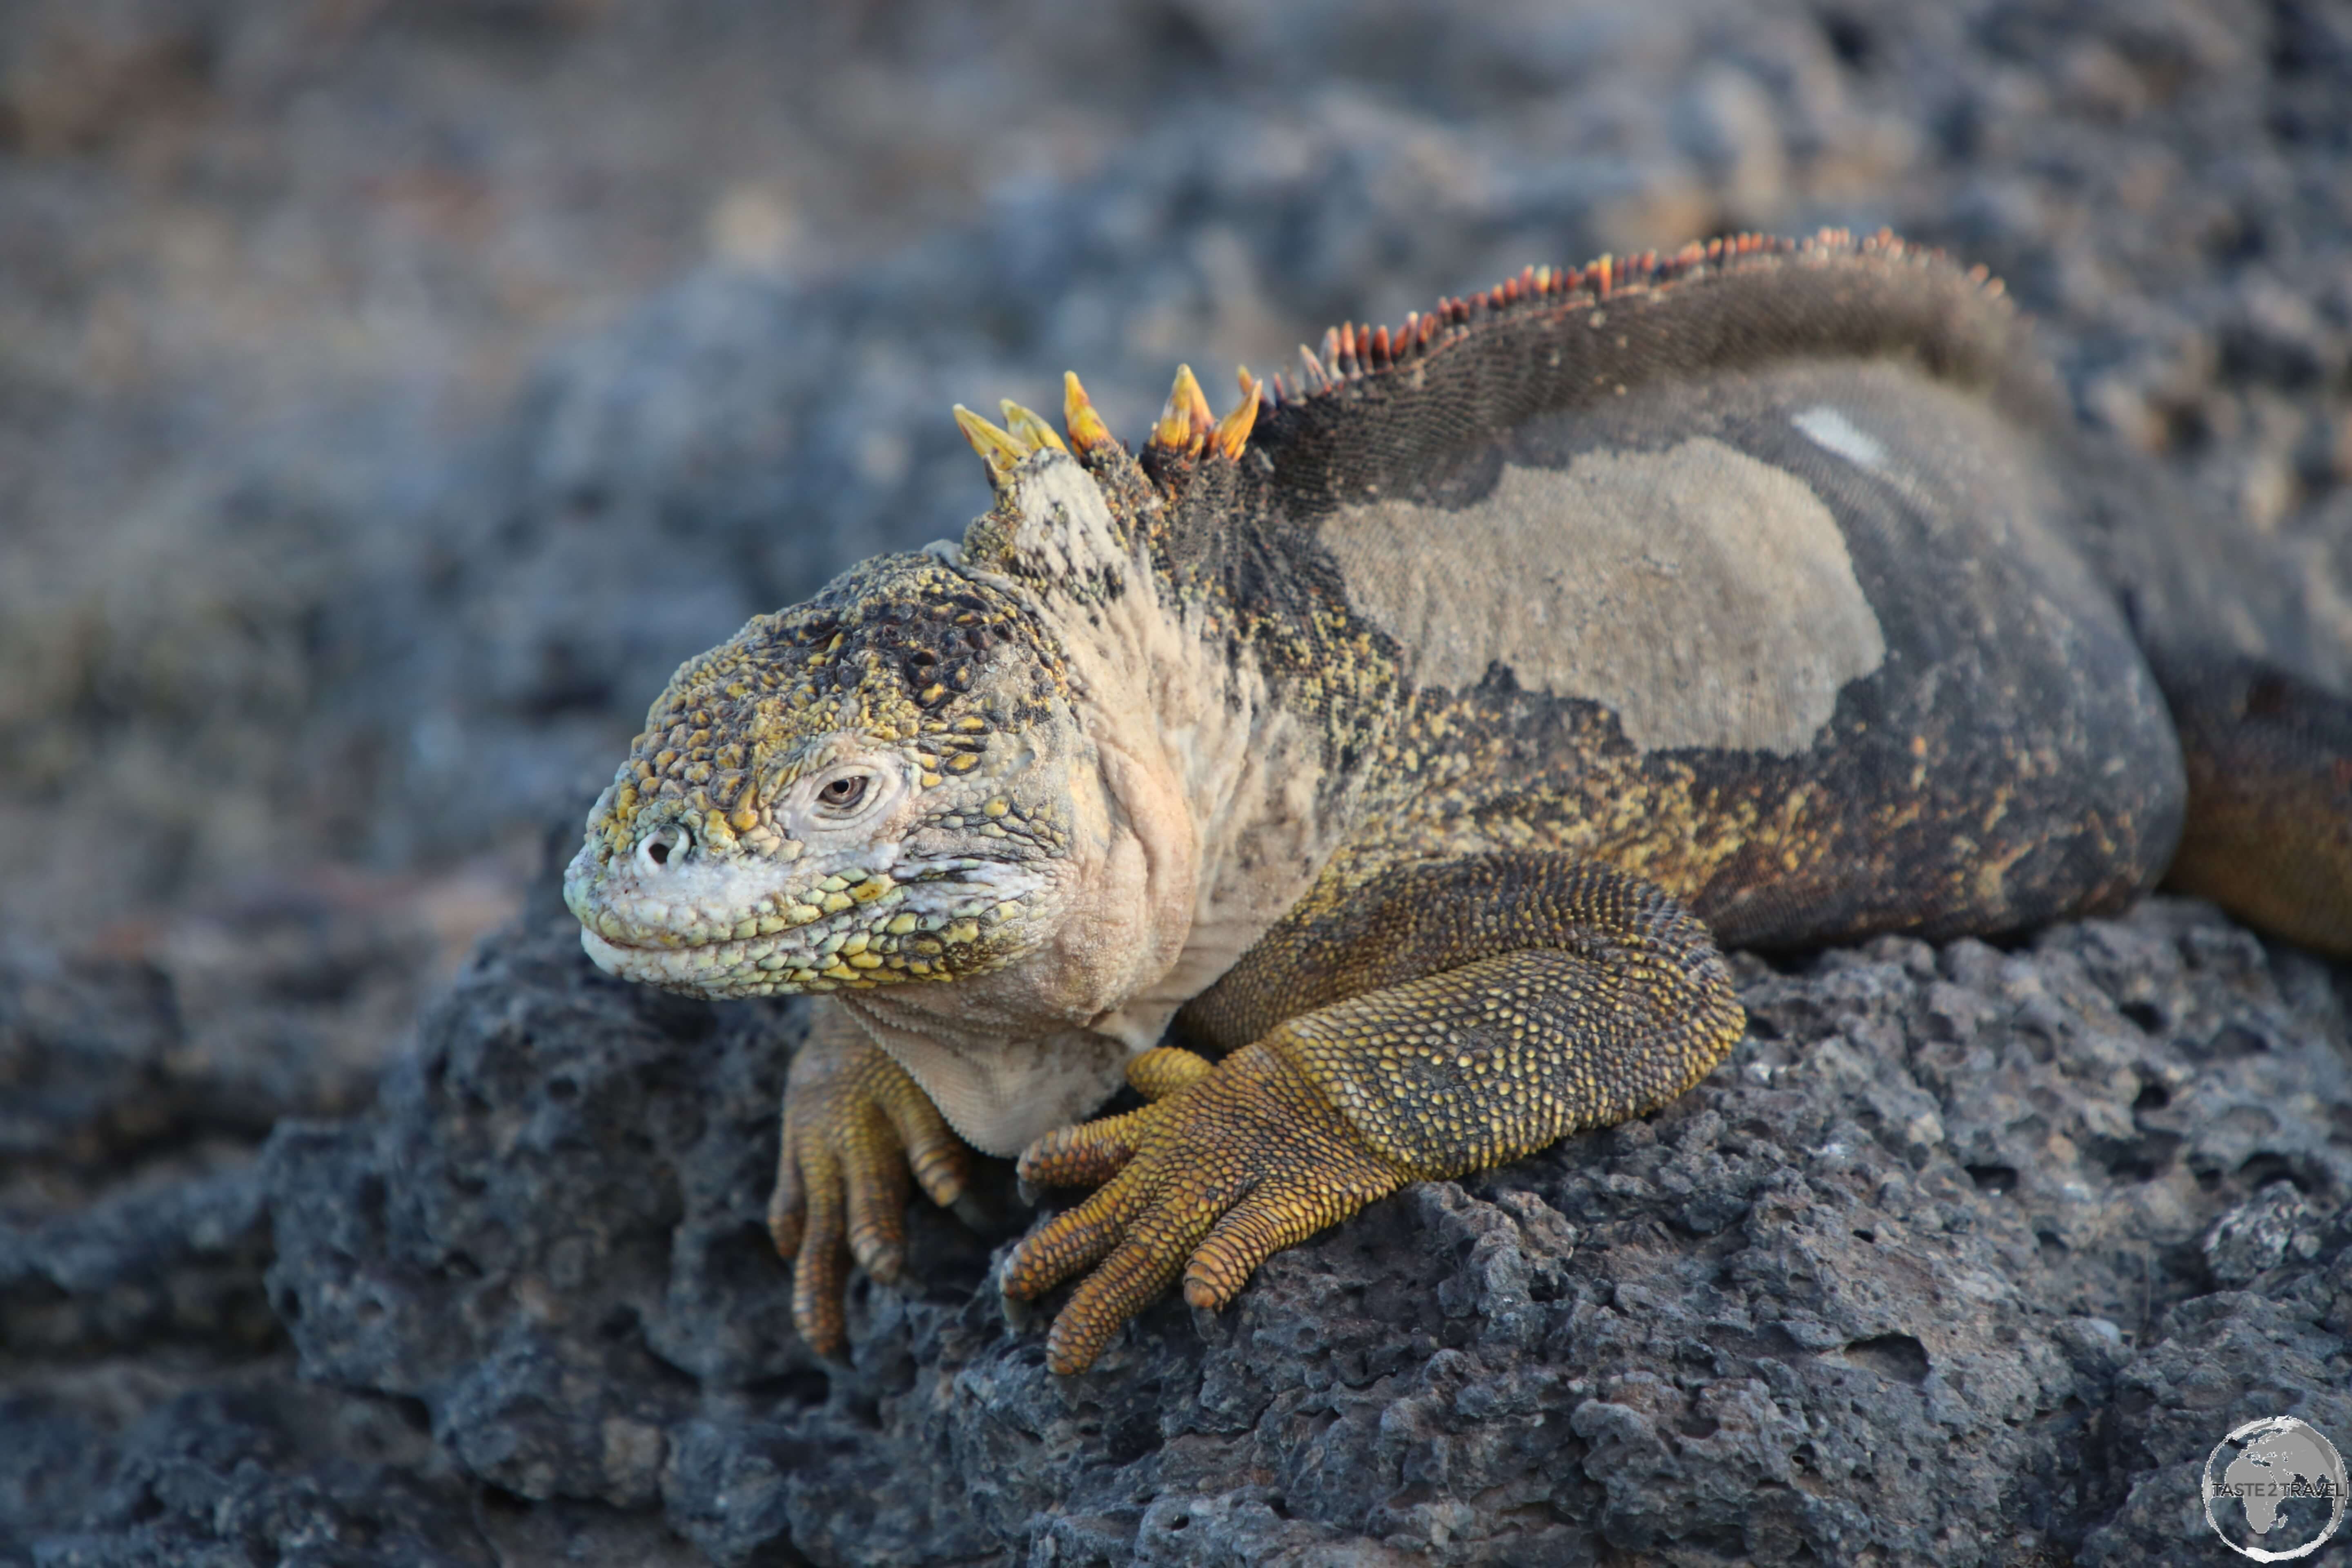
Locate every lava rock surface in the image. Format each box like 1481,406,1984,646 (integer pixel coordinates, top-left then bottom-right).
255,869,2352,1566
7,0,2352,1562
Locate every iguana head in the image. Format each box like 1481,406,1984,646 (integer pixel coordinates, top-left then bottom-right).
563,546,1094,1000
562,371,1254,1030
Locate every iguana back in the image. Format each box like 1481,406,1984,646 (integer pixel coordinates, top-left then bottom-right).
1139,235,2180,954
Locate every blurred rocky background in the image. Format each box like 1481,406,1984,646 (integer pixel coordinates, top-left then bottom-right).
4,0,2351,1564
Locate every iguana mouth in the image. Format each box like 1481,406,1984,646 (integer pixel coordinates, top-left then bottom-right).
565,842,1047,998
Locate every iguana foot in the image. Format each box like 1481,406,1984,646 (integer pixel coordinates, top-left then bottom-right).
1002,1043,1407,1374
769,1002,970,1358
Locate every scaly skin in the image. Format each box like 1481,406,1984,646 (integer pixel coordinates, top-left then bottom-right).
767,1001,969,1357
1004,854,1743,1373
566,229,2352,1372
564,552,1083,1002
1007,1041,1410,1376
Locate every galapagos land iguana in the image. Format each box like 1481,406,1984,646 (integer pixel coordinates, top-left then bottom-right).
561,230,2352,1374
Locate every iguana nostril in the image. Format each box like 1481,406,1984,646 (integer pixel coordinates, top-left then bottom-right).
638,824,691,871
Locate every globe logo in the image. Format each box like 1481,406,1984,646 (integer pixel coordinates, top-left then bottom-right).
2203,1416,2347,1561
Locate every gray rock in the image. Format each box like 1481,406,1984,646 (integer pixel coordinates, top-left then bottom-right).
252,854,2350,1566
0,1169,272,1363
0,883,463,1220
0,1354,492,1568
8,0,2352,1563
0,956,185,1179
19,1387,488,1568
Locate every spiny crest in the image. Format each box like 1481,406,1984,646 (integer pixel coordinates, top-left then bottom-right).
1260,227,2005,409
1151,363,1216,454
947,228,2004,503
952,363,1267,498
1063,371,1113,453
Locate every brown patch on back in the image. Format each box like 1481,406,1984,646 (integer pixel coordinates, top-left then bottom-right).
1320,441,1886,755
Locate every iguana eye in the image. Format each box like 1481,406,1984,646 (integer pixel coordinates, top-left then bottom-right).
785,762,901,836
815,774,871,813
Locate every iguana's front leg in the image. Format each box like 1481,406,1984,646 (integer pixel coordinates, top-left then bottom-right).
1002,854,1746,1373
768,999,971,1357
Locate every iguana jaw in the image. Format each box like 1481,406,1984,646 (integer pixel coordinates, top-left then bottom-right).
564,733,1067,998
567,823,1054,998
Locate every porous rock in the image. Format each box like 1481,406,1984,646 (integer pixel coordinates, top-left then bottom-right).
7,0,2352,1560
257,853,2352,1566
